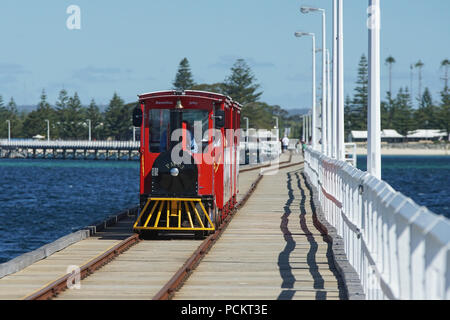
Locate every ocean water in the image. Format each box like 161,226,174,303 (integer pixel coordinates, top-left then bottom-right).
357,155,450,218
0,159,139,263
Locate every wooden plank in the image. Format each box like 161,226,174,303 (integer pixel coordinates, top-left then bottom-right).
173,159,346,300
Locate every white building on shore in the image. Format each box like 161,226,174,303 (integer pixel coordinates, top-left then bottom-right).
406,129,448,142
348,129,404,143
349,129,449,143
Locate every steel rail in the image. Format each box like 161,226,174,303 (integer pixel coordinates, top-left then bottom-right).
152,154,303,300
23,234,141,300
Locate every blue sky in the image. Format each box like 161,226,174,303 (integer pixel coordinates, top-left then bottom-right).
0,0,449,110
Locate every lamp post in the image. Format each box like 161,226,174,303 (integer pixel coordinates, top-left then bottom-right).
300,6,327,155
243,116,249,164
305,113,309,144
368,0,381,179
326,49,332,157
295,31,317,150
337,0,345,160
87,119,92,141
332,0,338,159
307,111,312,145
302,115,305,141
6,120,11,141
272,116,279,143
243,117,249,142
45,119,50,141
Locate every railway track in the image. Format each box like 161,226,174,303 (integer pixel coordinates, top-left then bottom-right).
24,153,302,300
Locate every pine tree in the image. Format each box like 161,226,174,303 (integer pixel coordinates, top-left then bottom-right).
22,89,56,138
55,89,69,112
6,97,22,138
414,88,438,129
383,91,395,130
86,99,104,140
55,89,70,138
173,58,195,91
438,81,450,139
7,97,18,115
344,94,353,137
391,87,414,137
223,59,262,105
104,92,130,140
0,95,8,138
351,54,369,130
65,92,85,139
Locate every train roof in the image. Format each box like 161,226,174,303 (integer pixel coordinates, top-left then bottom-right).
138,90,242,110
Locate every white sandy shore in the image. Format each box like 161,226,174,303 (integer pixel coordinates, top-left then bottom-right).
354,148,450,156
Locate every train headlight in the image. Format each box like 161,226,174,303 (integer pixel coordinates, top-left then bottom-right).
170,167,179,177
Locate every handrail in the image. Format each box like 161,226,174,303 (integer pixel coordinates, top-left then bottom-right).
304,147,450,300
0,139,140,149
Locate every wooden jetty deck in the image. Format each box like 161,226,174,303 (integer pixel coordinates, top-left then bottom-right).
0,153,347,300
173,158,346,300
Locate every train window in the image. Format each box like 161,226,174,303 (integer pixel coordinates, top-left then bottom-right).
148,109,209,153
181,109,210,153
149,109,170,153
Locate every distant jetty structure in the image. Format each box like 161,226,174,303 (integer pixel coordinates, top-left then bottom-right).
0,139,140,160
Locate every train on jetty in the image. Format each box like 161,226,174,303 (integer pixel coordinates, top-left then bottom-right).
132,90,242,239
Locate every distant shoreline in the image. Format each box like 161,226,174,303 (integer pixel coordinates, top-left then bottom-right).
354,148,450,156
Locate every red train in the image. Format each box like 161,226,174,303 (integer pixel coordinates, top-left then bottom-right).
132,90,241,238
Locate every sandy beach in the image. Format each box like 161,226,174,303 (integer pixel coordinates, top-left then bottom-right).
352,145,450,156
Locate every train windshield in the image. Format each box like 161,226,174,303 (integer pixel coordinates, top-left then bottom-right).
149,109,210,153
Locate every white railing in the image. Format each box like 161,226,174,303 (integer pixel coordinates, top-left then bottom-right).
0,139,140,150
345,142,357,167
304,147,450,300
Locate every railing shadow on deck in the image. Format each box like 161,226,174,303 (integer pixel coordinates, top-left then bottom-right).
300,171,348,300
277,168,347,300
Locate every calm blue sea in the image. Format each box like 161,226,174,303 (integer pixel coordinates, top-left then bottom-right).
0,156,448,263
357,155,450,218
0,159,139,264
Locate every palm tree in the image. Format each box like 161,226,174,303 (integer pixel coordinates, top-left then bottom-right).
415,60,424,101
441,59,450,89
410,64,414,104
385,56,396,95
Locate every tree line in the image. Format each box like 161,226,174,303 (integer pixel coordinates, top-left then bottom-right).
0,90,136,140
173,57,301,137
345,55,450,138
2,56,447,141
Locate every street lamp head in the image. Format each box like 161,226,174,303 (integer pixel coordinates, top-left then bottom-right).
300,7,311,13
300,6,323,13
294,31,314,38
